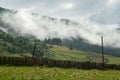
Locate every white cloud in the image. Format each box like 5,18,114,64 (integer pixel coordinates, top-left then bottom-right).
60,3,75,10
0,0,120,24
107,0,119,5
0,10,120,48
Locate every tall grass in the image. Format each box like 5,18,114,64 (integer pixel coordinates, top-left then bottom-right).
0,66,120,80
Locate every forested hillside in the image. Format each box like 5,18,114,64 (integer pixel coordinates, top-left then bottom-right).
0,30,45,57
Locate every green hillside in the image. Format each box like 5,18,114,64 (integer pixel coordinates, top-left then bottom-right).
47,45,120,64
47,45,89,62
0,29,45,57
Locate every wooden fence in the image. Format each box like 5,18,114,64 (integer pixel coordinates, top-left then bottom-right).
0,56,120,70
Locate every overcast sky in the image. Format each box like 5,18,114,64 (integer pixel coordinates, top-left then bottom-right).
0,0,120,24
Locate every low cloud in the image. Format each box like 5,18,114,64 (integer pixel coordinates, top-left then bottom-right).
0,9,120,48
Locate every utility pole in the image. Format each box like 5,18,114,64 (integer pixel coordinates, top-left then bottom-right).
32,41,37,65
32,41,37,58
101,36,104,67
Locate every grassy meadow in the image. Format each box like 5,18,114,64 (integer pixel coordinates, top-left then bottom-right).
0,66,120,80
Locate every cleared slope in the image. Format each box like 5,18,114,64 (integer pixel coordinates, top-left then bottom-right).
47,45,120,64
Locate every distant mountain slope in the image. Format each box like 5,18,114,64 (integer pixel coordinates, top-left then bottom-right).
0,6,120,57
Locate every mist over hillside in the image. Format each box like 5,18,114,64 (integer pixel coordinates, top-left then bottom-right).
0,7,120,56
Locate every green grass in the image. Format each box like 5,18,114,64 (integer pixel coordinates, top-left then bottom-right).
47,45,120,64
105,55,120,64
0,52,32,57
0,66,120,80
